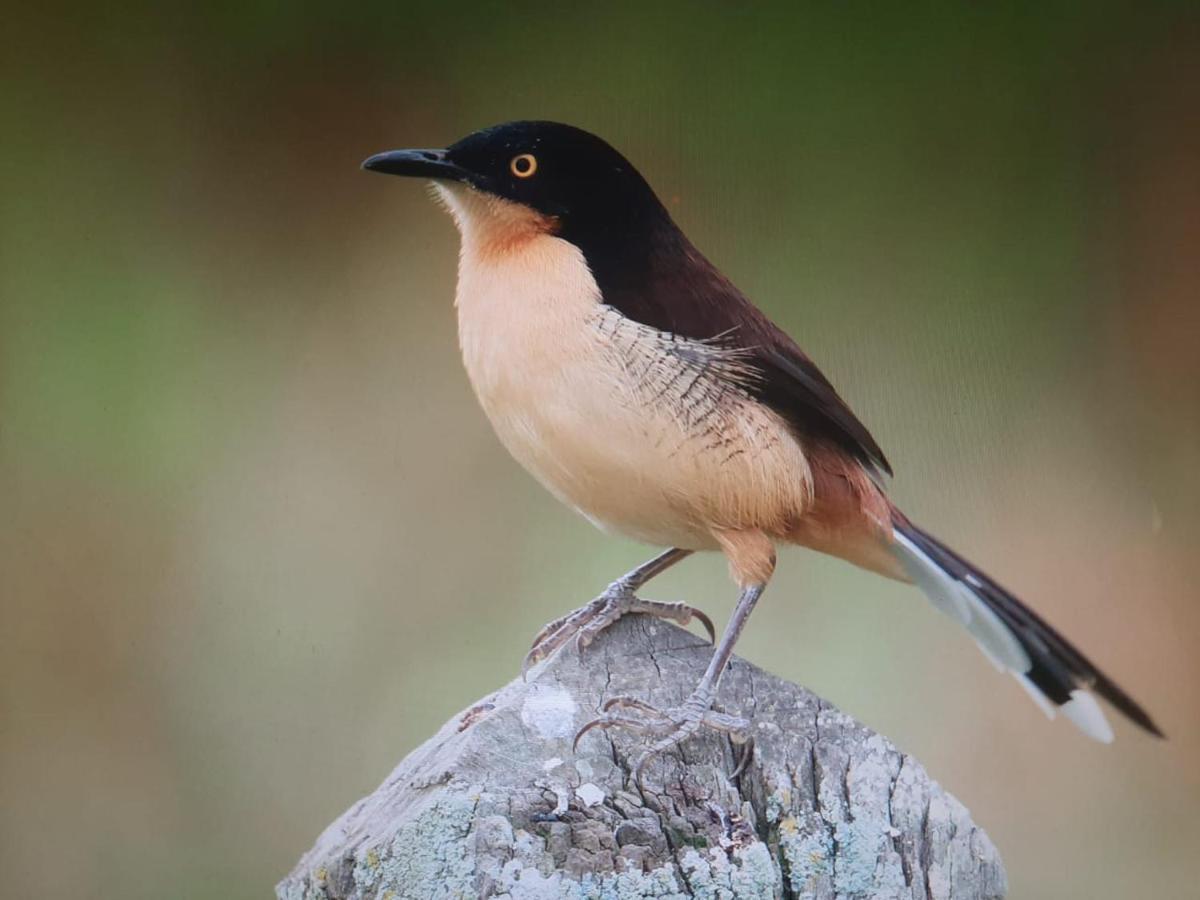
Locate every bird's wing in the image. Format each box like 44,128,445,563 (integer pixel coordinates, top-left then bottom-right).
748,337,892,478
596,239,892,479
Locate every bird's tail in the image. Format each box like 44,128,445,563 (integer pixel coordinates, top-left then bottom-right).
889,510,1163,742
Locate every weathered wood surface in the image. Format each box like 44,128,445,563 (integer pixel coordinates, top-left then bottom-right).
279,615,1006,899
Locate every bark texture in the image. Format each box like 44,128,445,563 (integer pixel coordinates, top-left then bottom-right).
279,615,1006,899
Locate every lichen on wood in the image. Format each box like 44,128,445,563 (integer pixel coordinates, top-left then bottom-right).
279,615,1006,899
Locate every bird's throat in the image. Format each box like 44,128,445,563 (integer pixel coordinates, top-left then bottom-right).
432,183,560,263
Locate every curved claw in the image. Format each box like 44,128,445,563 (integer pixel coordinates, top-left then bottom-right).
520,647,541,681
572,711,650,751
631,751,654,788
691,608,717,644
572,718,605,752
729,736,755,780
523,624,574,678
602,695,666,716
527,612,571,651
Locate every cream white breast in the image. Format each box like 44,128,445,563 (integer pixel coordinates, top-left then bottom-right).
434,183,814,549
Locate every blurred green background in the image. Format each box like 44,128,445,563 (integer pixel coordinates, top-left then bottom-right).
2,3,1198,897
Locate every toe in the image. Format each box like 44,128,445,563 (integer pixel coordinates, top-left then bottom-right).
572,712,651,750
702,709,750,735
602,696,668,718
527,613,569,650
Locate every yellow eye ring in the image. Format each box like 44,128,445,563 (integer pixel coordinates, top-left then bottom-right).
510,153,538,178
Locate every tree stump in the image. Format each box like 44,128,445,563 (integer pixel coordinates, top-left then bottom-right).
278,615,1006,899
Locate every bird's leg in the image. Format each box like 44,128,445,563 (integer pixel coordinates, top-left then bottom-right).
574,582,765,784
523,548,710,675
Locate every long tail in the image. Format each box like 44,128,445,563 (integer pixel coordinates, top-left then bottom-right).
890,511,1163,742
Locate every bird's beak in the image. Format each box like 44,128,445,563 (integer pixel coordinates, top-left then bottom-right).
361,148,470,182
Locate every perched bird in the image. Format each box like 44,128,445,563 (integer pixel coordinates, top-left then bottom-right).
362,121,1161,774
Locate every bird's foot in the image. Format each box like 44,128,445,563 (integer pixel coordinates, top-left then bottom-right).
522,584,714,677
573,692,750,785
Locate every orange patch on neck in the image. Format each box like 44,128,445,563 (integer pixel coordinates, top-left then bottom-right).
434,183,559,261
476,206,559,261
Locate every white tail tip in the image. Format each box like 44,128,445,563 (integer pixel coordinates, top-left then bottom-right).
1062,690,1115,743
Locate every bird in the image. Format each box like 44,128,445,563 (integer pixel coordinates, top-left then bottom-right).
362,120,1162,776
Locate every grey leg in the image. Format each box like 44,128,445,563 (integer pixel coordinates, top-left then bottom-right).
573,582,766,783
523,548,712,675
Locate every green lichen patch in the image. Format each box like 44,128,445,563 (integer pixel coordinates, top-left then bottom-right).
776,814,832,897
351,793,478,898
678,841,779,900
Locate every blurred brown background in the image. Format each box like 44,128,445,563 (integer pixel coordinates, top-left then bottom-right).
2,3,1198,898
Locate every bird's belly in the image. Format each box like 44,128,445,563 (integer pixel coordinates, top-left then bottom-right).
477,354,722,548
464,319,814,549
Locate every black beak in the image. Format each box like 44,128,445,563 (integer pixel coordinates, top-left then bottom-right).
361,148,469,181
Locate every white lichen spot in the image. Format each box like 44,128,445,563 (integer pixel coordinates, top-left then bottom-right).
576,782,605,807
519,683,578,740
497,861,563,898
541,756,564,772
550,786,568,816
863,733,892,755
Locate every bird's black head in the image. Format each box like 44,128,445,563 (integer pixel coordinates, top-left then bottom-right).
363,121,672,249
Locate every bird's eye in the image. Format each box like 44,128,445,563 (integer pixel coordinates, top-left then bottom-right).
510,153,538,178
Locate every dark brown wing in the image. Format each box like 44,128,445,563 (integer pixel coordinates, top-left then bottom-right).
590,230,892,479
751,340,892,478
